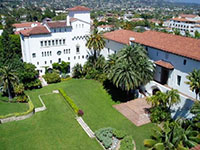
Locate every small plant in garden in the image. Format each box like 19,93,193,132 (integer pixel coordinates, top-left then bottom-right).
78,109,84,116
113,129,127,139
120,136,134,150
95,127,114,149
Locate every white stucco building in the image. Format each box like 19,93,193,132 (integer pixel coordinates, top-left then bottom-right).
97,25,114,32
168,14,200,36
102,29,200,100
19,6,91,74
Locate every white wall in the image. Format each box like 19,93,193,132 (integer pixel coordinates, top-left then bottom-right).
69,11,90,23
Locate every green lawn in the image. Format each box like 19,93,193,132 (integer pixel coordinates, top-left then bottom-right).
0,93,101,150
0,94,29,116
0,79,154,150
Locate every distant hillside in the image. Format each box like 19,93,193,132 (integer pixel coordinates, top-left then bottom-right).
165,0,200,4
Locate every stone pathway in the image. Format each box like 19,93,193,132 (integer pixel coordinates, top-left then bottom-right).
76,117,95,138
39,76,48,87
113,98,151,126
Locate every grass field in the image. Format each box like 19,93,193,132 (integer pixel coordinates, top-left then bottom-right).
0,79,154,150
0,94,29,116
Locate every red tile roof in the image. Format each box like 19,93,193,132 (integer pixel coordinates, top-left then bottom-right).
180,14,198,18
172,17,194,22
20,26,50,36
70,18,78,22
103,29,200,61
98,25,114,28
155,60,174,69
47,21,67,28
190,145,200,150
13,22,41,28
68,6,91,11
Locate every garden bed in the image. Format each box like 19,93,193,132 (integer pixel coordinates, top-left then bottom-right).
95,127,135,150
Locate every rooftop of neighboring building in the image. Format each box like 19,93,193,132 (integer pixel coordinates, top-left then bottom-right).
103,29,200,61
98,25,114,28
46,21,67,28
179,14,199,19
68,6,91,11
19,26,50,36
13,22,41,28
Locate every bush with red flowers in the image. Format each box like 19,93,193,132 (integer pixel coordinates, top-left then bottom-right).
78,109,84,116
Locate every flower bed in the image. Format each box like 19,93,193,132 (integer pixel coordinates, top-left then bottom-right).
95,127,134,150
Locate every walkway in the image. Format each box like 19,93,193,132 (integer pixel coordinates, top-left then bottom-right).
113,98,151,126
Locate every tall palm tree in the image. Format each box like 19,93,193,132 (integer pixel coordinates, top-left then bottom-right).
106,44,154,92
86,28,105,60
186,69,200,100
0,66,18,101
166,89,180,109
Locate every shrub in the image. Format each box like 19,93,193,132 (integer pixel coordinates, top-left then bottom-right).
95,127,114,149
25,79,42,89
14,83,25,96
16,95,28,102
59,88,79,114
78,109,84,116
43,72,61,84
120,136,133,150
72,63,83,78
113,129,127,139
150,106,171,123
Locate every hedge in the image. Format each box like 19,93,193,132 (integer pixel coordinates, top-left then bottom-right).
0,99,34,119
58,88,79,114
119,136,134,150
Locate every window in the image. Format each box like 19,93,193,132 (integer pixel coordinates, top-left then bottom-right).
64,49,66,54
45,61,47,64
50,60,52,64
40,41,43,47
114,51,116,54
47,51,49,56
78,56,80,59
54,29,56,32
74,56,76,60
108,48,110,54
45,41,47,46
69,49,70,54
68,57,70,60
58,58,61,63
156,52,159,56
45,52,47,56
177,75,181,86
48,40,51,46
42,52,44,57
183,59,187,65
63,39,65,45
37,62,39,65
82,55,84,59
57,51,61,55
32,53,36,58
52,40,55,46
56,40,58,45
50,51,52,56
76,46,80,53
82,24,84,28
86,55,89,58
59,39,62,45
59,28,61,32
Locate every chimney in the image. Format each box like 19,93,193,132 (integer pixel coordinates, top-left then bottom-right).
66,15,70,26
129,37,135,46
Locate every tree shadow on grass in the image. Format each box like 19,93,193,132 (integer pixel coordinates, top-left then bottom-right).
103,80,135,103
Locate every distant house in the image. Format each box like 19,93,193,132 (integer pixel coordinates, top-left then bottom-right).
13,22,41,34
168,14,200,36
102,29,200,100
148,19,161,26
131,18,144,22
97,25,114,32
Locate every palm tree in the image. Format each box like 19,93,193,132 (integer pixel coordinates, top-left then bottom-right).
0,66,18,101
186,69,200,100
72,63,83,78
106,44,154,92
146,89,180,109
86,28,105,60
144,120,200,150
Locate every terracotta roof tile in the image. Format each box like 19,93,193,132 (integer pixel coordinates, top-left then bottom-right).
180,14,198,18
70,18,78,22
155,60,174,69
103,30,200,61
190,145,200,150
13,22,41,28
98,25,114,28
20,26,50,36
68,6,91,11
47,21,67,28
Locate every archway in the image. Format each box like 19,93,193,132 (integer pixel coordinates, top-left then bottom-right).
152,88,160,95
